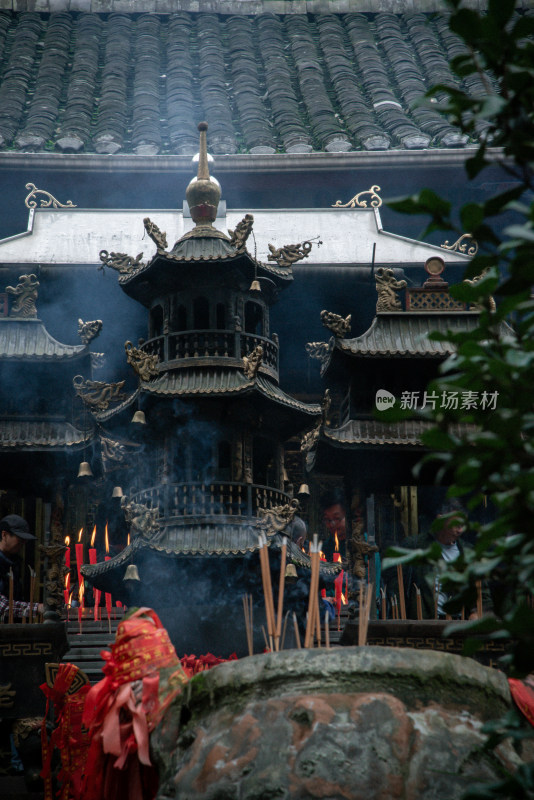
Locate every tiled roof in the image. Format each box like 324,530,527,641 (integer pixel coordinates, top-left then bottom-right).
141,368,320,415
334,312,482,359
319,418,476,448
0,419,89,450
0,318,87,359
0,10,515,156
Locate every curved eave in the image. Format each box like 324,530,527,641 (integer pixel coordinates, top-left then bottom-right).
0,319,88,360
117,248,292,304
0,419,92,451
320,419,476,448
94,388,141,423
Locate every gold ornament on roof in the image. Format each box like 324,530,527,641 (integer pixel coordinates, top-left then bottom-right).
267,237,322,268
24,182,76,209
320,310,351,338
121,497,161,541
375,267,407,312
305,339,334,364
243,345,263,379
332,185,382,208
300,421,321,453
73,375,126,410
125,340,160,381
78,319,103,344
100,435,128,467
441,233,478,256
98,250,145,275
256,498,300,534
463,270,497,312
6,273,39,318
321,388,331,424
228,214,254,251
143,217,168,252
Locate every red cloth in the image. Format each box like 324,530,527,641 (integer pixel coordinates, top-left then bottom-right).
40,663,91,800
81,608,188,800
508,678,534,727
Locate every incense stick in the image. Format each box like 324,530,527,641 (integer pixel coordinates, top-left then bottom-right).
397,564,406,619
258,535,275,650
280,609,290,650
358,582,364,645
242,594,254,656
380,587,386,620
8,568,13,624
324,607,330,649
275,536,287,651
293,612,301,649
261,625,269,651
476,580,483,618
414,583,423,621
29,566,36,624
304,537,318,648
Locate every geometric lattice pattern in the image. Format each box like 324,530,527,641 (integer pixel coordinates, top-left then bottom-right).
406,289,465,311
44,663,90,694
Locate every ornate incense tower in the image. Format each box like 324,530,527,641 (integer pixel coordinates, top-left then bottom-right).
83,124,325,654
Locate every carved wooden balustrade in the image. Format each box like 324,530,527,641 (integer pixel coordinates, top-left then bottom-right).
141,330,279,379
130,482,290,521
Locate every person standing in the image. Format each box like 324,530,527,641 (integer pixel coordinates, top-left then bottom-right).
0,514,43,620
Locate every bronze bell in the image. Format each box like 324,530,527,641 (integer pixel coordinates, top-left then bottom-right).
77,460,93,478
123,564,141,582
249,279,261,292
298,483,310,496
131,410,146,425
285,563,298,582
112,486,124,498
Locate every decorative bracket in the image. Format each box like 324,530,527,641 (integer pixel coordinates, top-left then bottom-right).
332,185,382,208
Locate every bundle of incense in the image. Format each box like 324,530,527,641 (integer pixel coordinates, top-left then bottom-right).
380,587,387,620
476,580,483,618
8,567,13,624
28,567,36,624
293,612,302,649
242,593,254,657
397,564,406,619
414,584,423,620
315,588,321,648
304,537,321,648
258,535,276,650
358,584,374,646
275,536,288,651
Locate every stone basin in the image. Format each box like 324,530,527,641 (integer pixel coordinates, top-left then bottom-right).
152,646,523,800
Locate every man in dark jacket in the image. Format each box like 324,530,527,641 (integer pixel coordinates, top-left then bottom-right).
0,514,43,620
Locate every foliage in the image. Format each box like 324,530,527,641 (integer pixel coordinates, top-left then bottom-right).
384,2,534,793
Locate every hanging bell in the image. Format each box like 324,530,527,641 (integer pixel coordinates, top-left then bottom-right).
112,486,124,498
123,564,141,582
131,410,146,425
285,563,298,581
77,461,93,478
298,483,310,496
249,279,261,292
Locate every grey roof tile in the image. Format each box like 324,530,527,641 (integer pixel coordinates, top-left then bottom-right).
0,419,89,449
0,318,87,359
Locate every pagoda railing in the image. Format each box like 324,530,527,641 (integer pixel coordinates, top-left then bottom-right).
141,330,279,377
129,482,291,521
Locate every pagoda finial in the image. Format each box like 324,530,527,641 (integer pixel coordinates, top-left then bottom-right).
186,122,221,226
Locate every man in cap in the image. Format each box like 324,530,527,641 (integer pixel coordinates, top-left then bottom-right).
0,514,44,620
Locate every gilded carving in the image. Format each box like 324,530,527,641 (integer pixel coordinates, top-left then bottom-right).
321,388,331,424
228,214,254,251
243,345,263,379
121,497,160,541
73,375,126,411
441,233,478,256
12,717,42,746
99,249,145,275
300,422,321,453
6,274,39,318
256,498,299,534
305,339,333,363
375,267,407,312
78,318,103,344
463,270,497,312
267,238,322,268
320,310,351,338
0,683,15,708
143,217,168,252
39,505,66,616
332,185,382,209
125,340,160,381
24,182,76,209
100,435,128,467
0,642,52,656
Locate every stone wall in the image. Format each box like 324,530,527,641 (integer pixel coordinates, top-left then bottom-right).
2,0,533,15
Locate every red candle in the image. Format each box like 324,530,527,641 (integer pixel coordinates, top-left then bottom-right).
75,528,84,596
105,555,112,632
78,582,84,634
89,548,101,621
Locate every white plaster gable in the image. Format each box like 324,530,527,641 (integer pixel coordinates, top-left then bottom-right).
0,206,468,268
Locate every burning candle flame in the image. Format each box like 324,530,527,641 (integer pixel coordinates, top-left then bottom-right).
68,591,73,606
78,581,84,603
65,535,70,546
127,532,130,547
335,532,340,552
90,525,96,548
77,527,83,543
341,592,347,605
105,523,109,554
